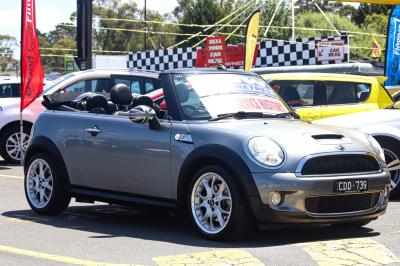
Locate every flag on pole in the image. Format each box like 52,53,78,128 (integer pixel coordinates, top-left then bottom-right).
371,35,382,58
385,5,400,86
21,0,44,112
244,10,260,72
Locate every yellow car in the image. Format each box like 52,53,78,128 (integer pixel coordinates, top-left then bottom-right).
262,73,394,121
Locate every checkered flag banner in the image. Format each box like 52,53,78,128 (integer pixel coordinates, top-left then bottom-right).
127,47,197,71
127,34,349,70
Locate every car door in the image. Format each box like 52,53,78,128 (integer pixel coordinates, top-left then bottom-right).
79,114,172,199
320,81,376,119
278,80,322,121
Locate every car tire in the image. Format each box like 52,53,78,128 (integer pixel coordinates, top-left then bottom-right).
376,138,400,199
0,124,31,164
24,153,71,215
187,165,251,241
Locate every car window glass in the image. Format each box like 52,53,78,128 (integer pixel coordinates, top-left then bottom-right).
179,85,210,120
0,83,20,98
275,80,315,107
62,80,86,93
92,79,109,92
62,79,109,94
114,78,141,94
325,81,371,105
144,79,155,93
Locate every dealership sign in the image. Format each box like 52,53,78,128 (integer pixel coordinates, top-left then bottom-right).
317,40,345,62
205,36,226,67
196,43,259,68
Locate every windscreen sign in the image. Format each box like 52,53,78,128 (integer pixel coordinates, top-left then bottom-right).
187,74,289,117
385,5,400,86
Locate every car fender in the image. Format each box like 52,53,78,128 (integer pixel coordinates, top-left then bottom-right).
24,135,70,185
177,144,259,202
360,125,400,142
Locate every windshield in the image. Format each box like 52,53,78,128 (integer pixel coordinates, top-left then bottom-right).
41,73,76,95
172,73,290,120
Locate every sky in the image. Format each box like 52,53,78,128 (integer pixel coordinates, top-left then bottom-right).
0,0,178,57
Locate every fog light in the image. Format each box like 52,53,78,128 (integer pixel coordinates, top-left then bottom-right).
271,192,282,206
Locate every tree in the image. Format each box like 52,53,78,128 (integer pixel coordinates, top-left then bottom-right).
173,0,230,47
260,0,291,40
0,35,18,72
353,3,391,25
93,0,176,51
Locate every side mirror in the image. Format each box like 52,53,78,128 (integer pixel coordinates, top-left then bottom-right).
394,101,400,109
116,105,161,130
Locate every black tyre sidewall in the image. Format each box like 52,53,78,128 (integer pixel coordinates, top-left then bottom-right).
24,153,70,215
0,124,31,164
187,165,250,241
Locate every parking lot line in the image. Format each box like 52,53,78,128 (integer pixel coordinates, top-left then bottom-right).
0,244,141,266
152,249,264,266
298,238,400,266
0,174,23,180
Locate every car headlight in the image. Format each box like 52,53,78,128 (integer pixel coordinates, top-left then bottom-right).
367,135,385,162
247,137,285,167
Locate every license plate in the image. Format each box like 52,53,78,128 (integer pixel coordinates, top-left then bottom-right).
334,179,368,193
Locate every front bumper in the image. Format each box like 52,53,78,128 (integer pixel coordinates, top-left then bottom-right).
249,170,390,226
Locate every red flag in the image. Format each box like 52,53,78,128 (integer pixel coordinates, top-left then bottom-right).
20,0,44,112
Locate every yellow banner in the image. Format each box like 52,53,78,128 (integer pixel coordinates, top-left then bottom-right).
245,10,260,72
336,0,400,4
371,35,382,58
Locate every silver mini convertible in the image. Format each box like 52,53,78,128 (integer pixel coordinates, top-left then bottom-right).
24,69,391,240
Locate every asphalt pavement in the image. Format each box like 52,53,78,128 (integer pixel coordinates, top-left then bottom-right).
0,159,399,266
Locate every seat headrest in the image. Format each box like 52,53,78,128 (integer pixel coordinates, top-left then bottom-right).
110,83,133,105
175,83,190,103
132,95,154,108
86,94,108,111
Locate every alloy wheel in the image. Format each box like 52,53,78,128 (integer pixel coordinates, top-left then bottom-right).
191,172,232,234
384,148,400,191
6,132,29,162
26,159,54,209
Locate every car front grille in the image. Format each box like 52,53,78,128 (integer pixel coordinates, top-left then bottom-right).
305,193,380,214
300,154,380,176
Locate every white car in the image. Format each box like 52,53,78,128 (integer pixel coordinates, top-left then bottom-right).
315,104,400,198
0,69,160,164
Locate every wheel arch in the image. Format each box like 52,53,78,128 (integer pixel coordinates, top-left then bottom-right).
24,136,70,185
177,144,259,203
0,120,33,137
372,135,400,154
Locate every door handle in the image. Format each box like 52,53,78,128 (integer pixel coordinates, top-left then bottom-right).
85,125,101,136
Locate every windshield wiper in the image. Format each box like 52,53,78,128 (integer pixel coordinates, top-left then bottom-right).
274,112,299,119
209,111,300,121
210,111,277,121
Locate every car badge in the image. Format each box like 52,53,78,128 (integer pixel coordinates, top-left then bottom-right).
335,145,346,151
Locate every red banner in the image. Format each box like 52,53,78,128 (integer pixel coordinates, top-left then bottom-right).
21,0,44,112
196,44,259,68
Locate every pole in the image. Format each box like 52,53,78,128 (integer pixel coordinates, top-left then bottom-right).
347,34,351,63
20,0,24,165
144,0,147,51
292,0,295,40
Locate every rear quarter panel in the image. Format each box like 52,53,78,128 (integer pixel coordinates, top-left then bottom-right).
32,111,87,184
